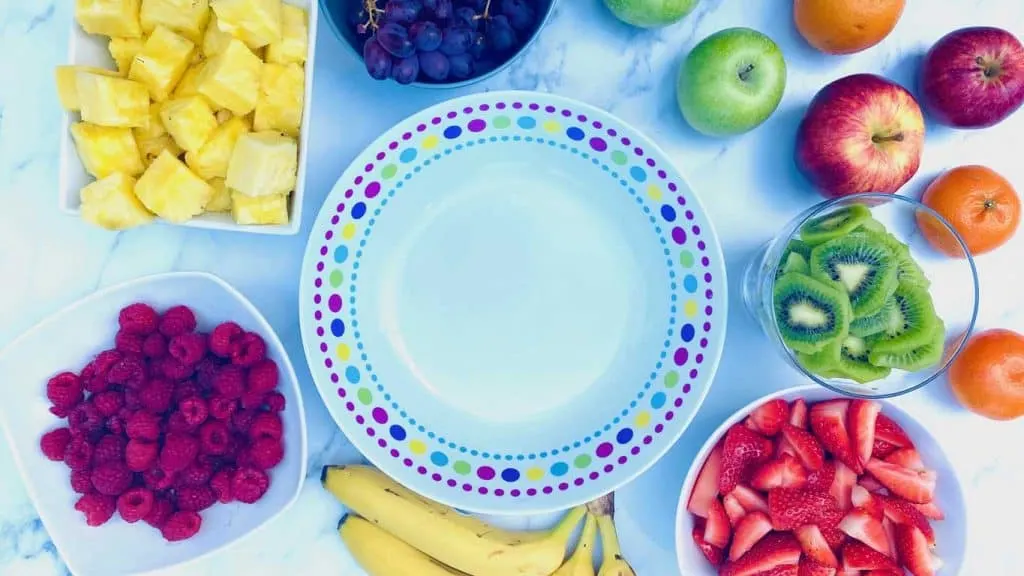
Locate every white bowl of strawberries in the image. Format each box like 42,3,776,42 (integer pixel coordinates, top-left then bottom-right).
675,385,965,576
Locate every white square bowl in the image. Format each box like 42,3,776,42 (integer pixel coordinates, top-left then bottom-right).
0,272,308,576
58,1,319,235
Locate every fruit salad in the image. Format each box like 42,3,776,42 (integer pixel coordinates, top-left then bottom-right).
773,205,946,384
61,0,308,229
38,303,287,541
686,397,946,576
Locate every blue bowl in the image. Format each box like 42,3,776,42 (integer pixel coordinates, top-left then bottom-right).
319,0,556,89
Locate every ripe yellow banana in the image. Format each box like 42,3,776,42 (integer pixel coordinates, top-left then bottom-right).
338,514,467,576
322,465,586,576
587,493,637,576
552,513,598,576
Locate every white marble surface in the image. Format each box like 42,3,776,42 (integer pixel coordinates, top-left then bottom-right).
2,1,1024,574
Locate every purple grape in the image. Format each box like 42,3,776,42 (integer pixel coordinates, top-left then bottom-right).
460,0,488,9
500,0,536,30
422,0,439,8
434,0,453,19
448,53,474,79
485,15,517,52
453,7,479,30
469,31,486,59
377,22,416,58
391,55,421,84
363,38,393,80
410,21,443,52
385,0,422,25
439,26,473,56
418,51,451,81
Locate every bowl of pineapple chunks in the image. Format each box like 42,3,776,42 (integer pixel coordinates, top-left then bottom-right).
57,0,317,235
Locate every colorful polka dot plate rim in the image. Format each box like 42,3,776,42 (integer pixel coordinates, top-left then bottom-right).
299,91,727,514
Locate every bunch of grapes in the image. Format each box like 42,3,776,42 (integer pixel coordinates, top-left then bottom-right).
352,0,541,85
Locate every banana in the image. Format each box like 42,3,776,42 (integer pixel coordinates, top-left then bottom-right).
587,493,637,576
552,513,598,576
338,514,467,576
322,465,586,576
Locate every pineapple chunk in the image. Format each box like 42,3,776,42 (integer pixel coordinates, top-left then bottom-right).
108,37,146,76
265,4,307,65
203,12,235,58
80,173,154,230
231,191,288,225
226,131,297,197
197,38,262,115
135,150,214,222
134,101,167,141
55,66,120,111
186,115,251,179
139,0,210,43
160,96,218,153
71,123,146,178
205,178,233,212
172,61,217,107
129,25,195,101
211,0,283,49
137,134,183,166
76,73,150,128
253,63,304,137
215,109,234,123
75,0,143,38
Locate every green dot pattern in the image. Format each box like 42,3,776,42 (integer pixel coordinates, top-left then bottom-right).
574,455,591,469
665,371,679,388
611,151,628,165
493,116,511,129
329,270,344,288
357,388,372,405
453,461,471,475
679,251,695,268
381,164,398,179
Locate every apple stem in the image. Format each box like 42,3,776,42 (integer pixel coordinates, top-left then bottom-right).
872,133,905,144
976,56,1002,78
738,64,755,82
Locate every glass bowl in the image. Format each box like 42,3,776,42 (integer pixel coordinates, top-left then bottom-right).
742,193,980,399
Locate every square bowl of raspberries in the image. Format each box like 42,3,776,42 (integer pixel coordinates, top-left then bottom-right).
674,385,966,576
0,271,307,576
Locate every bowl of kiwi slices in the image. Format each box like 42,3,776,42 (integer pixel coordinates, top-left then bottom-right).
742,193,980,399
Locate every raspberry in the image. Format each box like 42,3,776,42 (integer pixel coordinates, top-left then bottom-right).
231,409,258,433
117,487,154,523
228,434,248,465
49,405,72,419
179,458,214,486
46,372,83,410
240,391,267,410
169,332,208,366
124,387,141,410
209,322,243,358
231,467,270,504
248,412,283,441
231,332,267,367
68,403,103,436
159,306,197,337
40,428,72,461
173,381,201,404
64,437,94,470
126,410,161,441
265,391,286,412
126,439,159,472
195,357,223,391
119,303,159,335
82,350,122,393
212,365,246,399
161,511,202,542
143,467,177,493
105,415,125,436
179,397,208,427
157,357,195,381
247,437,284,470
70,468,94,494
198,420,231,455
114,331,144,355
160,433,198,472
139,378,174,414
175,485,216,512
142,332,168,359
91,462,132,496
107,355,148,388
75,493,116,526
144,496,175,528
245,359,279,394
169,410,198,433
93,435,126,465
92,390,124,417
209,396,237,421
210,468,234,503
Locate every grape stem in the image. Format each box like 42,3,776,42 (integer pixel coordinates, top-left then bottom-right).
475,0,493,20
363,0,384,32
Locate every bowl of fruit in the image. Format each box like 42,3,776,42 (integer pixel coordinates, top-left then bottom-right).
741,193,980,398
675,385,966,575
322,0,556,86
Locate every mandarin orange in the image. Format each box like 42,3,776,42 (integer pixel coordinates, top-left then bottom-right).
918,165,1020,257
948,329,1024,421
794,0,905,55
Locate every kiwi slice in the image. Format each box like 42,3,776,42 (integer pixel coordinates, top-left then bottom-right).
867,284,940,355
849,297,901,338
809,235,899,317
781,252,810,275
802,334,892,384
869,321,946,371
856,229,931,289
856,217,888,234
773,273,852,355
799,204,872,245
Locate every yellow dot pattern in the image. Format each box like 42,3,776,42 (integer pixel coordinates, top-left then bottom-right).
684,300,699,318
342,223,357,240
647,184,662,201
336,343,350,361
422,135,439,150
635,411,651,428
409,440,427,455
526,467,544,481
543,120,561,133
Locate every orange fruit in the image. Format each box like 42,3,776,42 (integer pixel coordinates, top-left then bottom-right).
794,0,906,55
948,329,1024,421
917,165,1021,257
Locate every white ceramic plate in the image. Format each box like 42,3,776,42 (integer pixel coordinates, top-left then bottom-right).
675,385,967,575
58,1,318,235
0,272,308,576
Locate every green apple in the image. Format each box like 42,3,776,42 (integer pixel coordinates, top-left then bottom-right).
603,0,700,29
677,27,787,137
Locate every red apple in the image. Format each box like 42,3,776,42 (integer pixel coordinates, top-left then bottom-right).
920,26,1024,129
795,74,925,199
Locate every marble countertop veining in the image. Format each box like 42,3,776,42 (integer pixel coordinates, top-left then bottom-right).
2,0,1024,574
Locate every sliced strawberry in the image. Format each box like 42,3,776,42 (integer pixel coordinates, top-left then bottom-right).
777,436,797,457
882,517,900,565
688,444,723,517
782,423,825,471
875,413,913,448
913,500,945,521
872,438,899,459
749,399,790,437
790,398,809,428
729,511,774,561
851,485,884,519
836,569,861,576
864,571,903,576
751,454,809,491
848,399,881,468
723,493,748,526
885,448,925,471
839,508,892,557
798,557,837,576
719,532,802,576
864,459,936,504
818,506,848,551
705,497,732,549
719,424,774,494
810,400,862,474
691,518,724,567
731,484,770,514
894,524,944,576
858,474,887,494
806,459,836,492
795,524,839,567
760,566,799,576
878,495,936,547
744,416,760,432
829,461,857,510
767,487,837,530
841,540,899,571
